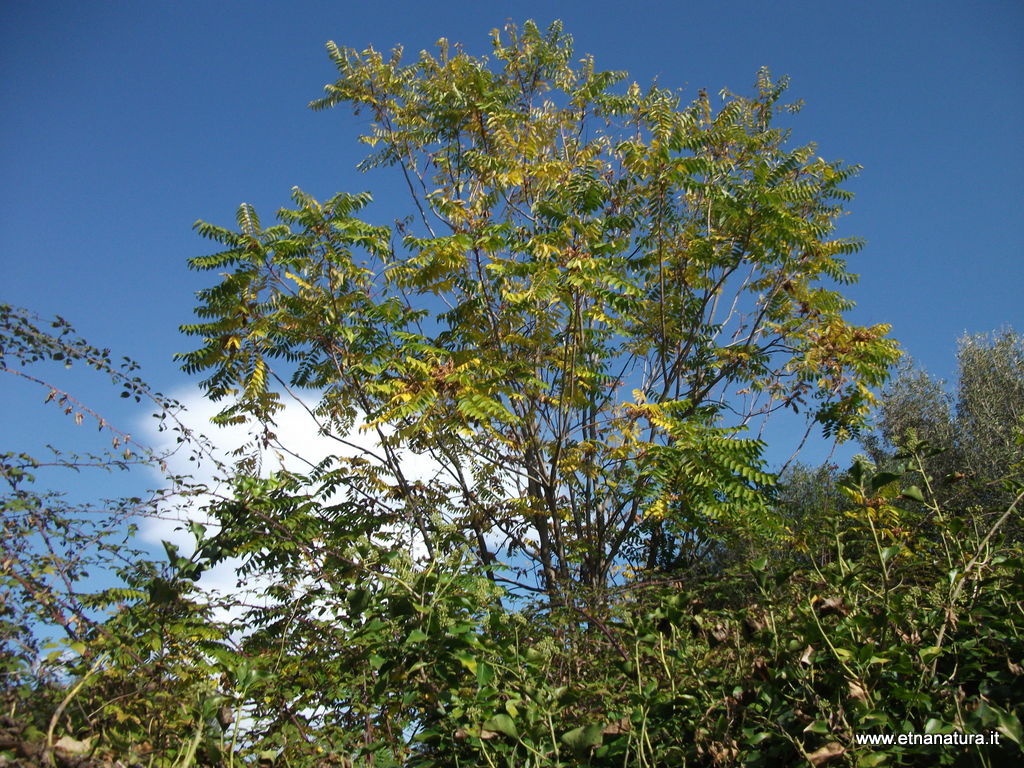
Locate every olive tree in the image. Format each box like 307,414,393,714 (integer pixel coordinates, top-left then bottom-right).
864,329,1024,515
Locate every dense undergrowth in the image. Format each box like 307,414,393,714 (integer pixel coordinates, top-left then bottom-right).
3,442,1022,767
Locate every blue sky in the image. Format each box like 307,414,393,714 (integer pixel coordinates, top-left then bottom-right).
3,0,1023,479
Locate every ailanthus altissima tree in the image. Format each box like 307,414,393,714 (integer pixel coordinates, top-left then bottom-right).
180,20,898,597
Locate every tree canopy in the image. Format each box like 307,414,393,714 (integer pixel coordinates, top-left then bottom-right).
862,328,1024,522
180,20,898,596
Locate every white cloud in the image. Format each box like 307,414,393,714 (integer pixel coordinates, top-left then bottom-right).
136,386,444,612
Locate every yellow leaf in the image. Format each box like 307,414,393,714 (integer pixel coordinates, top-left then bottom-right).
285,271,313,291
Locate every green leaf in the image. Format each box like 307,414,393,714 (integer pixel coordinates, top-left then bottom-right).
996,709,1022,746
803,720,830,734
405,629,428,644
859,753,890,767
900,485,925,503
561,724,603,756
476,661,494,687
454,651,477,674
481,714,518,739
870,471,901,490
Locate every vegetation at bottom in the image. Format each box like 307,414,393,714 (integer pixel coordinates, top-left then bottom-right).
3,20,1022,768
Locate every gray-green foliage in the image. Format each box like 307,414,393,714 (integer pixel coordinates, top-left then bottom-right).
863,329,1024,517
957,330,1024,490
871,364,955,469
772,461,846,564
